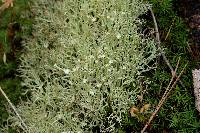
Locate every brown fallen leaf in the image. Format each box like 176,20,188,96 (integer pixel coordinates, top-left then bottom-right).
130,106,139,117
140,104,151,113
0,0,14,13
2,0,14,8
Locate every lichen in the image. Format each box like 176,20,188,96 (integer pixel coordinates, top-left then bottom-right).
3,0,157,132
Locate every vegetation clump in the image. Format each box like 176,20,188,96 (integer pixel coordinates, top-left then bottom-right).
3,0,158,132
0,0,31,129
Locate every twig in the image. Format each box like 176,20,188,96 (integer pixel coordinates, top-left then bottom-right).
149,8,186,89
141,63,187,133
0,86,28,131
159,57,180,104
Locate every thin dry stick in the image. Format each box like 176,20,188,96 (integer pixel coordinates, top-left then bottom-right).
141,64,187,133
0,87,28,131
161,57,180,100
155,58,181,114
150,8,172,70
164,65,187,100
150,8,186,89
174,57,181,74
141,59,180,133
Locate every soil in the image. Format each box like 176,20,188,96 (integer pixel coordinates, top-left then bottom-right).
178,0,200,60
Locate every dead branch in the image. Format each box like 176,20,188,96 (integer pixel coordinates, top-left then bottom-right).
150,8,186,89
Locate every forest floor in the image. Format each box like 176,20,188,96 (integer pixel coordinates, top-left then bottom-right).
179,0,200,60
136,0,200,132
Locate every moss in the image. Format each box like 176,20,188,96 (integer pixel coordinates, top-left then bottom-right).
133,0,200,132
0,0,32,128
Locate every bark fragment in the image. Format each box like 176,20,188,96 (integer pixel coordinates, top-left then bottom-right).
192,69,200,112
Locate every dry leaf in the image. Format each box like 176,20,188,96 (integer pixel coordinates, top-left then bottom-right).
0,0,14,12
2,0,14,8
130,106,139,117
140,104,151,113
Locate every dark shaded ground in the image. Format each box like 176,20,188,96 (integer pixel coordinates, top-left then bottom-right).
178,0,200,60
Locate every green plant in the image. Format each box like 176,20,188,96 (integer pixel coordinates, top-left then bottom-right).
136,0,200,132
0,0,32,130
3,0,158,132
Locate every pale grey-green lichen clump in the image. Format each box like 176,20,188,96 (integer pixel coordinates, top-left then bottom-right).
4,0,157,132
